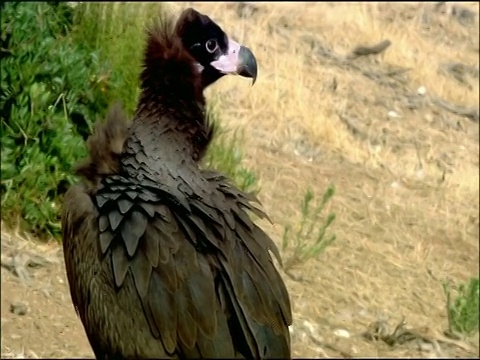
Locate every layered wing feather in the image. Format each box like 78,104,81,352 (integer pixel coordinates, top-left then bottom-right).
89,168,291,358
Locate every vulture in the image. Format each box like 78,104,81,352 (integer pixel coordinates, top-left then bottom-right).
62,7,292,359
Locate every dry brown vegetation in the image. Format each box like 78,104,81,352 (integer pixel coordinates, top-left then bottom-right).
1,2,479,358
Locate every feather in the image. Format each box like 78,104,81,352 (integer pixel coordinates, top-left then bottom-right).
141,226,160,267
232,206,254,231
145,221,171,264
121,210,148,257
176,287,198,349
125,191,138,200
96,194,110,208
108,208,123,232
131,247,153,298
118,198,134,214
174,214,197,245
187,255,217,338
111,243,129,288
139,202,156,217
99,230,114,254
98,214,109,232
146,271,177,354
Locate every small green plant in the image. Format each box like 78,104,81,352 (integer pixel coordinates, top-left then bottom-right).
443,277,479,336
202,101,258,194
282,185,336,271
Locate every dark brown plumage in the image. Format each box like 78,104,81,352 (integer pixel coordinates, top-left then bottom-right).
62,8,292,359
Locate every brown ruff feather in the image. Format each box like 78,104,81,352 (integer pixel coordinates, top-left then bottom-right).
135,13,215,162
74,102,129,188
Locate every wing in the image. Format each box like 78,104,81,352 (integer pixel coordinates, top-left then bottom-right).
202,170,293,358
95,174,238,358
62,184,95,313
95,171,292,358
61,183,107,357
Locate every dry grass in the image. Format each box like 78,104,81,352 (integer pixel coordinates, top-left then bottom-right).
2,1,479,358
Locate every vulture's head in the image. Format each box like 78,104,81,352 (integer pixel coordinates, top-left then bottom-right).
175,8,258,86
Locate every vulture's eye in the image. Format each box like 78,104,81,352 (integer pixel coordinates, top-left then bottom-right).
205,39,218,54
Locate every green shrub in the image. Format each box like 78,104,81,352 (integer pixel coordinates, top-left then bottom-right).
1,2,118,238
281,185,336,272
443,277,479,336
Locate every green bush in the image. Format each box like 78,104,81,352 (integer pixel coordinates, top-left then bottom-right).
1,2,118,238
443,277,479,336
1,2,258,239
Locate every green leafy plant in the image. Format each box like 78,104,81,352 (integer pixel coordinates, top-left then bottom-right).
282,185,336,271
1,2,118,238
443,277,479,336
202,101,258,194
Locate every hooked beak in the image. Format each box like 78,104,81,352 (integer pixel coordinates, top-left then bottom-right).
209,39,258,85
